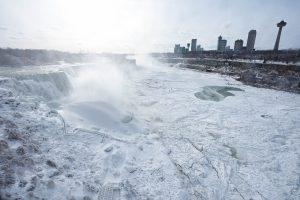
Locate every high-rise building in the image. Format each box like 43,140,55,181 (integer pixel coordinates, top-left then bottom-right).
196,45,203,51
174,44,180,54
225,46,231,51
180,47,186,54
234,39,243,51
246,30,256,51
217,36,227,51
217,36,221,50
187,43,190,51
191,39,197,52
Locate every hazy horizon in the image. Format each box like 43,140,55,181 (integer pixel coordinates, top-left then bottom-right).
0,0,300,53
0,1,300,199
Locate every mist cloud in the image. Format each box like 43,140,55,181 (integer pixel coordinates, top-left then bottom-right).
0,26,7,31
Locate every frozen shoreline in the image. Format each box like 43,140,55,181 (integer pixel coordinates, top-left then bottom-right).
158,57,300,94
0,58,300,199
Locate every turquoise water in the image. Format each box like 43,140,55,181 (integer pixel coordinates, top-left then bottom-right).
194,86,244,101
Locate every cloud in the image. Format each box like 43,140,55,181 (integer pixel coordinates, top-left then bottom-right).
50,26,61,31
9,36,25,40
0,26,7,31
9,36,19,40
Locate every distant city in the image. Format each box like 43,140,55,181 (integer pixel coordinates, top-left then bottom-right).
174,20,287,54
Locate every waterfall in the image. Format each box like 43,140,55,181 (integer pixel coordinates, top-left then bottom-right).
0,66,75,101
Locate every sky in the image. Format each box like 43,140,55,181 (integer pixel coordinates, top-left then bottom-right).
0,0,299,53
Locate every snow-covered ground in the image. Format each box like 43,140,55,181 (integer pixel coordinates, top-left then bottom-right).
0,56,299,199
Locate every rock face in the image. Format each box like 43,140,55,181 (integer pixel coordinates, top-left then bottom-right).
6,129,24,141
0,84,54,199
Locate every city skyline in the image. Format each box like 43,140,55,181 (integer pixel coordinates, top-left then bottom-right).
0,0,299,53
174,29,253,53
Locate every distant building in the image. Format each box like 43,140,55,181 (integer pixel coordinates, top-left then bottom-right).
174,44,181,54
191,39,197,52
185,47,189,53
225,46,231,51
187,43,190,51
217,36,227,51
180,47,186,54
274,20,287,52
246,30,256,51
234,39,243,51
196,45,203,51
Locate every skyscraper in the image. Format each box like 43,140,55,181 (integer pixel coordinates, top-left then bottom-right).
234,39,243,51
174,44,180,54
180,47,186,54
191,39,197,52
246,30,256,51
217,36,227,51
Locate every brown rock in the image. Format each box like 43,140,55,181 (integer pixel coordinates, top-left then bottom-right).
27,143,40,153
16,146,26,155
27,176,37,192
0,140,8,152
0,168,15,187
46,160,57,168
19,180,28,188
6,129,23,141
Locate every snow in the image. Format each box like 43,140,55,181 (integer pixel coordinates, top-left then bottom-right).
0,56,299,199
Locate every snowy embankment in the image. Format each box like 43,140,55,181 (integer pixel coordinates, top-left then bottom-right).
0,57,300,199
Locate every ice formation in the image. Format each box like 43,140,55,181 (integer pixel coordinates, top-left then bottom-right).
0,57,299,199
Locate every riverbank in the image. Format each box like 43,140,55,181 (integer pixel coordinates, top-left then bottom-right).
158,57,300,93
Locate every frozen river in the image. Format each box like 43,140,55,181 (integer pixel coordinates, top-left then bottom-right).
0,56,299,199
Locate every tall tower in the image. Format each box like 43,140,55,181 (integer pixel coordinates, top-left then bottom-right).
246,30,256,51
274,20,287,52
217,36,227,51
217,36,222,51
191,39,197,52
